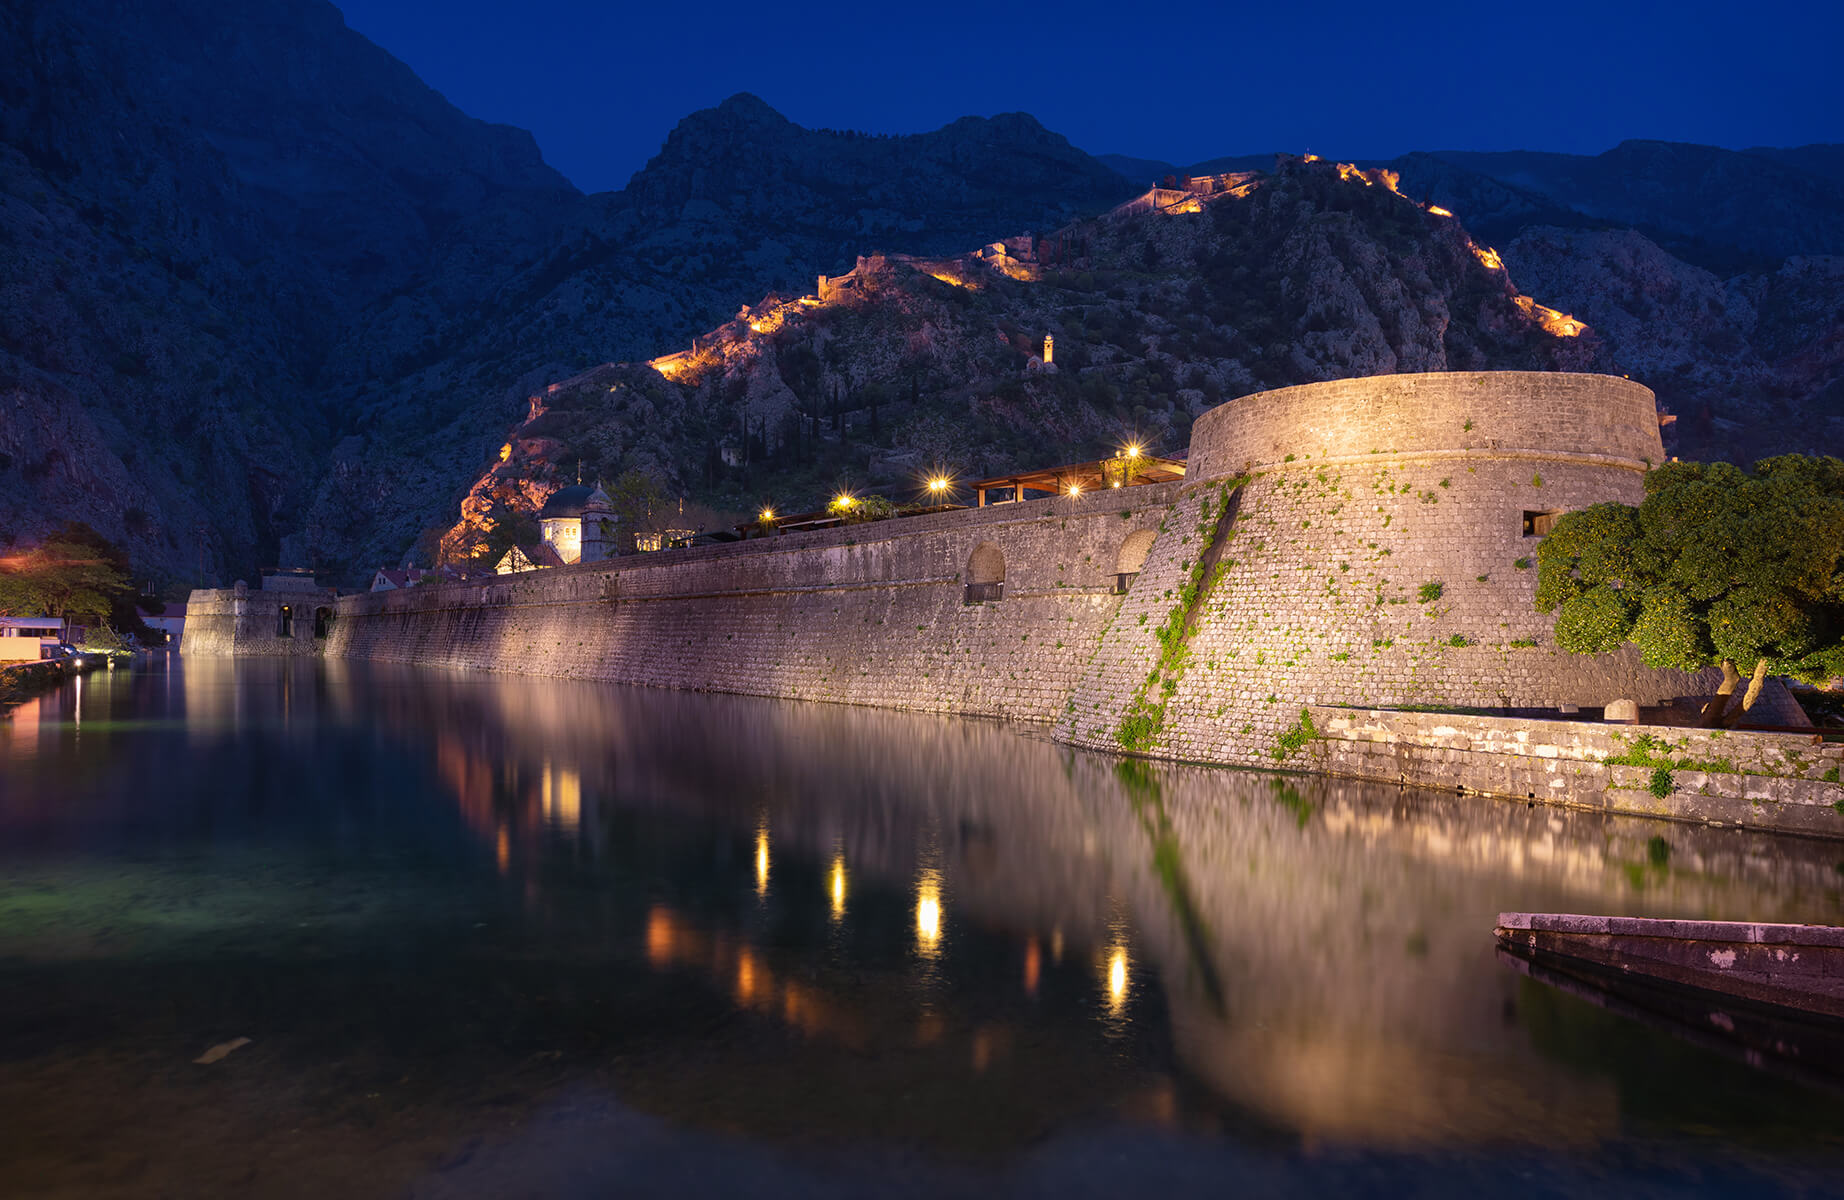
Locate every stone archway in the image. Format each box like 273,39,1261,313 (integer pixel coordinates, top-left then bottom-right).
965,542,1005,604
1114,529,1157,594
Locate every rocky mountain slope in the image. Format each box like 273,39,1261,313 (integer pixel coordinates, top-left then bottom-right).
2,0,1838,586
1111,141,1844,469
0,0,1132,586
437,159,1601,563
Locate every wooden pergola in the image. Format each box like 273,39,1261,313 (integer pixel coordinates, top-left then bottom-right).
964,452,1186,506
735,502,964,538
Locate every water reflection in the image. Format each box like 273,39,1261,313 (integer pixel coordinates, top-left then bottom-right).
915,868,944,959
828,848,847,921
5,658,1844,1195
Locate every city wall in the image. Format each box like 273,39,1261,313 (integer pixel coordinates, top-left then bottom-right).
322,484,1179,723
183,584,336,657
189,372,1844,835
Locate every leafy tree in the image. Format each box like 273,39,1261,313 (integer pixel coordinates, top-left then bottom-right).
0,522,138,629
606,469,668,540
478,504,540,562
1536,457,1844,724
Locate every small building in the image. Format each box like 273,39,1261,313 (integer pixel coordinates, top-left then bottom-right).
634,529,697,553
370,567,429,592
141,604,187,645
495,544,565,575
537,483,617,566
0,616,63,660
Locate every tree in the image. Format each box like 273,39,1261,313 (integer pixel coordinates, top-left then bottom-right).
606,469,668,542
1536,457,1844,724
0,522,140,632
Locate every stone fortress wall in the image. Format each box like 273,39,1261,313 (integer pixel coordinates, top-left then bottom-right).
1060,372,1706,764
187,371,1843,834
320,484,1180,724
183,581,338,657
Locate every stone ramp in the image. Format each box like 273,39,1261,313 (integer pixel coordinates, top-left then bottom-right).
1496,912,1844,1020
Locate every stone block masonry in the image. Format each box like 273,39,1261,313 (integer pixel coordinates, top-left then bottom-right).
183,584,336,657
328,485,1180,723
1310,709,1844,837
192,371,1843,837
1062,372,1712,766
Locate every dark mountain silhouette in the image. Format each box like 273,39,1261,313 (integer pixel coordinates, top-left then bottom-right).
1,0,1836,586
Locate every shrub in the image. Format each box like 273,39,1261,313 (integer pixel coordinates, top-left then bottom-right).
1418,581,1444,603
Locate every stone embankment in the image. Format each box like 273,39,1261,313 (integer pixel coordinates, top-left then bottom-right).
1307,709,1844,837
1,657,101,712
188,372,1844,837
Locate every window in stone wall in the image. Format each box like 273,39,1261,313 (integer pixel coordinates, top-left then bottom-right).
276,605,293,638
1522,510,1564,538
313,607,333,639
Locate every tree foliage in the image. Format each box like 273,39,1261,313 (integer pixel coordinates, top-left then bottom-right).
0,522,138,627
1536,457,1844,719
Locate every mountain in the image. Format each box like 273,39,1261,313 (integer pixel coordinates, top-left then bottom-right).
438,158,1602,564
2,0,1838,588
0,0,1136,586
296,94,1138,577
0,0,584,585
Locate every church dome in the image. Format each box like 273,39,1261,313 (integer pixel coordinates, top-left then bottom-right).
538,484,603,520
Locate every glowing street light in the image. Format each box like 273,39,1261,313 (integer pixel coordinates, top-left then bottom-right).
1124,443,1142,459
927,476,950,495
1067,483,1082,497
759,507,775,523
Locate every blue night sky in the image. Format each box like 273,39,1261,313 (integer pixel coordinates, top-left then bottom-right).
334,0,1844,195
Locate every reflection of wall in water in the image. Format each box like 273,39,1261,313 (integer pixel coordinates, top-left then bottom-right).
369,667,1844,1148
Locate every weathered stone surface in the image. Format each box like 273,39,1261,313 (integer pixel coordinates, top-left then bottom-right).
187,372,1844,837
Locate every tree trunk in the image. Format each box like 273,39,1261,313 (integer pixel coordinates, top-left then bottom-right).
1698,659,1742,727
1726,659,1772,727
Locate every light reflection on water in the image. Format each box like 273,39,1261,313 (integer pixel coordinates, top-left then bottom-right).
3,656,1844,1197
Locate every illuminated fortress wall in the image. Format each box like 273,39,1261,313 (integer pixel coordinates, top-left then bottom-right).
230,371,1843,829
1059,372,1711,763
326,484,1178,723
183,584,336,657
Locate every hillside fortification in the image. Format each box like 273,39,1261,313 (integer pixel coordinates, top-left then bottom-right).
185,371,1843,832
1060,371,1691,764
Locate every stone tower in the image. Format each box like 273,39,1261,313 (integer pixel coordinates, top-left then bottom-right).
580,485,617,564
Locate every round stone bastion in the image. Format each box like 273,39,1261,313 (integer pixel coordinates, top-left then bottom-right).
1062,371,1698,764
1186,371,1664,482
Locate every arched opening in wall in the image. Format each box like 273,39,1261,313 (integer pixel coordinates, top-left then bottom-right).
965,542,1005,604
1114,529,1157,594
276,605,293,638
313,607,333,639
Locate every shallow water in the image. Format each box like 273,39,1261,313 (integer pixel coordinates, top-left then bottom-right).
3,657,1844,1198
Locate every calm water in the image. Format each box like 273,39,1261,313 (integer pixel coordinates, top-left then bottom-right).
4,659,1844,1198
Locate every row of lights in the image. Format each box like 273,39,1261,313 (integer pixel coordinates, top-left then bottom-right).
757,444,1147,522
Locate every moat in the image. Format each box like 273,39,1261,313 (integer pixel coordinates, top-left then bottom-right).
4,658,1844,1197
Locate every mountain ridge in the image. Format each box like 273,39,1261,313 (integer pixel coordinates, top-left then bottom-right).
1,0,1838,589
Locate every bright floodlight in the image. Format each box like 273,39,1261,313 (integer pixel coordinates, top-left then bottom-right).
760,508,774,522
928,476,949,492
1125,443,1142,458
